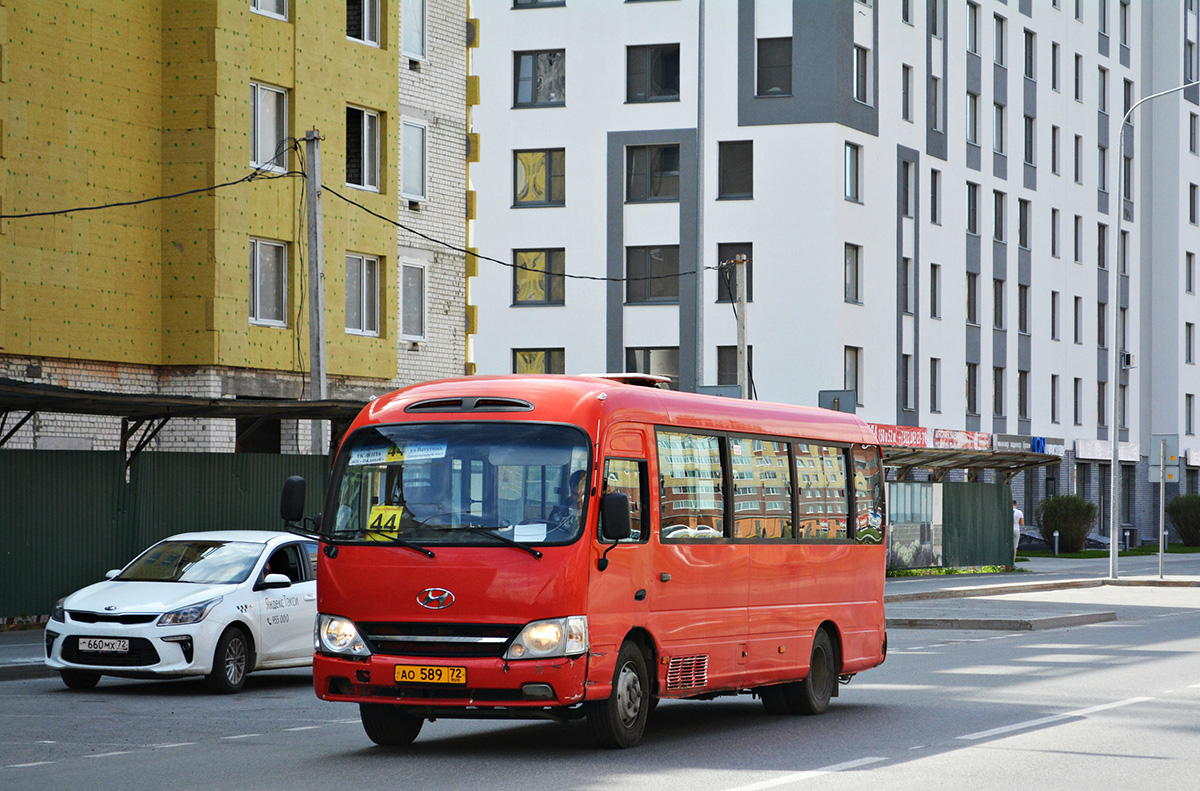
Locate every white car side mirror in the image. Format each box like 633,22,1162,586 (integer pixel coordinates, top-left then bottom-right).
104,569,120,580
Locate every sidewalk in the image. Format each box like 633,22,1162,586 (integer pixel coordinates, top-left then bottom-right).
5,555,1199,683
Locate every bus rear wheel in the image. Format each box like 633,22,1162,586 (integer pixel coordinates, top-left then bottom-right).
360,703,423,746
587,640,650,748
760,629,837,716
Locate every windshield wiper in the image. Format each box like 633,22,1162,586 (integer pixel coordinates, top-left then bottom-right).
357,528,436,558
419,523,543,559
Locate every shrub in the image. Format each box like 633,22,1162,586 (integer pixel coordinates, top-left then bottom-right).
1165,494,1200,547
1034,495,1098,553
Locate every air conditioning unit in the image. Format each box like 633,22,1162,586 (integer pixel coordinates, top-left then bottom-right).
1121,352,1135,369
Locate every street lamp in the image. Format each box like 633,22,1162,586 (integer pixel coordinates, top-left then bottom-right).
1109,79,1200,580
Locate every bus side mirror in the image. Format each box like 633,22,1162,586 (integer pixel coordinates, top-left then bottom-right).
281,476,307,524
599,492,631,542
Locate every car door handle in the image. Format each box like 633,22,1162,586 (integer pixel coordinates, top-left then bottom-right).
303,595,316,601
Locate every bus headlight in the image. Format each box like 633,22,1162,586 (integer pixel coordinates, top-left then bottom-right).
505,616,588,660
316,614,371,657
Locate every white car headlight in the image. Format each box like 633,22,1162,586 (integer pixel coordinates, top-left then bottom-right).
316,614,371,657
157,596,222,626
51,598,66,622
505,616,588,660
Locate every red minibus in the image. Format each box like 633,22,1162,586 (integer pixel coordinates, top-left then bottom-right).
282,374,887,748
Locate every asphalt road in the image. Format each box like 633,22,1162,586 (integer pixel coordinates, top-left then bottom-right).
2,584,1198,791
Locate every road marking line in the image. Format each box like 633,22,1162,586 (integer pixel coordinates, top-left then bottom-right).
956,697,1153,741
6,762,54,768
721,757,886,791
86,751,131,759
151,742,196,749
220,734,260,740
284,726,320,732
1189,683,1200,689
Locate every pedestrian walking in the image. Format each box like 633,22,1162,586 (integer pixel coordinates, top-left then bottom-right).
1012,498,1024,563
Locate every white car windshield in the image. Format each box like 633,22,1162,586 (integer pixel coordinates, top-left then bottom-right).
115,540,263,584
329,422,591,547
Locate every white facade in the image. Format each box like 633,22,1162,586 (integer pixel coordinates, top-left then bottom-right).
468,0,1200,538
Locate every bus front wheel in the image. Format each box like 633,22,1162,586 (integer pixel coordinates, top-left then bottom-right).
360,703,423,746
587,640,650,748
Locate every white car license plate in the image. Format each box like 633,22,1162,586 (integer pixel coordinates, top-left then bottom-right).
79,638,129,653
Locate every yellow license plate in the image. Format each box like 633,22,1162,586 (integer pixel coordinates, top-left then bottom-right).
394,664,467,685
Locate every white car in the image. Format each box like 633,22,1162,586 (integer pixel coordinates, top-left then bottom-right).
45,531,318,693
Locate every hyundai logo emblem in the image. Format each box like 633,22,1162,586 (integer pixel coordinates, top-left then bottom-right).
417,588,455,610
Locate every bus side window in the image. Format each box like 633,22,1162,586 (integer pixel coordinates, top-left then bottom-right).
852,444,885,545
656,430,724,541
602,458,647,542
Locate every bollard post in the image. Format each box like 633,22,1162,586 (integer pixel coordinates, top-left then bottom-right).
1053,530,1059,557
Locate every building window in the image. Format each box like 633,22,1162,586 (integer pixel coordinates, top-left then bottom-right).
1024,116,1035,165
1074,53,1082,101
928,0,941,37
967,272,979,324
1123,78,1134,117
1122,156,1133,201
1052,42,1060,90
716,345,753,387
514,348,565,375
1120,0,1130,46
402,0,426,59
401,120,427,201
1098,223,1108,269
902,64,913,121
401,263,425,340
993,190,1006,242
250,82,287,171
930,169,941,224
1192,114,1199,155
1051,291,1060,340
1051,125,1060,173
930,358,941,413
993,103,1005,154
1051,208,1061,257
901,161,915,218
1051,374,1060,423
626,245,679,304
993,367,1005,417
1189,41,1197,83
1189,322,1196,364
1019,284,1029,333
1098,381,1107,427
967,363,979,415
1189,394,1196,436
993,278,1005,329
1188,252,1196,294
627,44,680,103
513,249,566,305
1074,296,1083,344
1024,30,1036,78
1099,0,1109,33
1018,370,1029,419
1073,377,1082,425
1192,183,1199,225
346,106,379,191
966,92,979,144
901,354,915,410
931,76,942,130
347,0,380,46
967,2,979,53
853,45,871,103
845,346,863,405
513,148,565,206
930,263,941,318
1074,215,1083,262
514,50,566,107
717,243,753,303
1098,67,1108,113
626,347,679,389
994,15,1006,65
1018,199,1030,248
1098,145,1108,192
902,257,915,314
844,143,861,202
757,38,792,96
249,238,287,327
844,243,861,303
967,181,980,234
1073,134,1083,184
626,144,680,202
718,141,753,199
1098,301,1107,348
345,254,379,336
252,0,287,20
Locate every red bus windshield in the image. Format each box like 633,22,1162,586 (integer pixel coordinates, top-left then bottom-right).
327,422,592,547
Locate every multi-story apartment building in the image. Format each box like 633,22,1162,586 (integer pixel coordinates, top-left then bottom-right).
1,0,467,452
467,0,1200,541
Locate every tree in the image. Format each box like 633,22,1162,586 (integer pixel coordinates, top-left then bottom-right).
1034,495,1098,554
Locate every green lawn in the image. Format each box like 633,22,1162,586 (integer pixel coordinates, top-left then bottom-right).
1018,544,1200,560
887,565,1020,577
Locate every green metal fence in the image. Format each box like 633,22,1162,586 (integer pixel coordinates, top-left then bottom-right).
941,482,1013,568
0,451,330,620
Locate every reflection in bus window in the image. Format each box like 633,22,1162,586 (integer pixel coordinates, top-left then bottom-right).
603,458,647,542
795,444,849,541
729,436,793,539
853,444,886,544
657,431,724,541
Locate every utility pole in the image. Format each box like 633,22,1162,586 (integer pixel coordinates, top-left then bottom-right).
305,129,328,455
735,253,748,399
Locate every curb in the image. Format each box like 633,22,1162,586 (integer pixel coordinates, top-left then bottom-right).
885,579,1104,603
886,611,1118,631
0,662,56,682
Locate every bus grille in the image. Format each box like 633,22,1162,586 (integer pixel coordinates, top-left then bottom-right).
361,623,520,658
666,655,709,690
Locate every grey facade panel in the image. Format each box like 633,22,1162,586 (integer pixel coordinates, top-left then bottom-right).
1097,266,1109,304
1097,112,1110,148
1098,190,1109,215
1024,76,1037,114
993,417,1008,435
994,151,1008,180
994,65,1008,106
967,324,981,363
1018,246,1031,285
967,233,982,274
1120,44,1130,69
1099,348,1110,382
1018,418,1031,434
1099,32,1110,60
993,240,1008,281
1019,333,1031,370
967,52,982,94
1024,162,1037,190
994,328,1007,365
737,0,878,135
968,142,982,171
1019,0,1031,16
967,413,981,431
